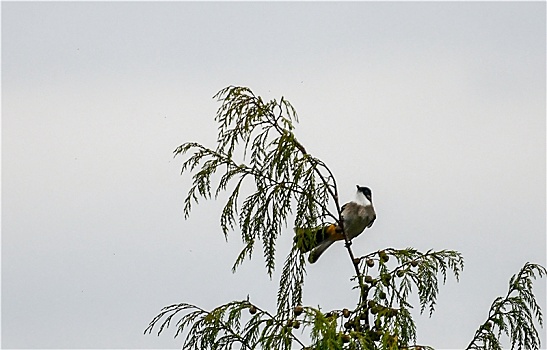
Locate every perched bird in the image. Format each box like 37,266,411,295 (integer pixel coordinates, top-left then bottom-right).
295,185,376,263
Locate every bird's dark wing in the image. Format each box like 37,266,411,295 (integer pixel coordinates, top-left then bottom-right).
340,202,349,223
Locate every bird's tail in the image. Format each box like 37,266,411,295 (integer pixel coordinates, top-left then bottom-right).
294,225,340,253
308,239,335,264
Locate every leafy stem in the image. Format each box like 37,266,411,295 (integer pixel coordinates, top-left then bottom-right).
465,262,546,350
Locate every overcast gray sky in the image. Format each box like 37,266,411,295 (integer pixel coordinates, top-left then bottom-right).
2,2,546,349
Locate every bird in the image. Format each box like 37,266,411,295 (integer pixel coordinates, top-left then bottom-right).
294,185,376,263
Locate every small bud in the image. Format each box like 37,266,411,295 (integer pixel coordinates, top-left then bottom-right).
396,270,405,278
342,308,351,318
380,252,389,263
353,257,362,265
379,291,387,300
386,308,398,317
344,321,353,329
365,275,374,283
411,260,419,267
375,317,381,328
367,300,376,308
294,305,304,316
293,320,300,329
249,305,257,315
341,334,351,343
366,259,375,268
369,329,381,341
381,274,392,286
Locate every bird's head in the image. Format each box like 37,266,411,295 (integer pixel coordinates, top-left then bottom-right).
356,185,373,203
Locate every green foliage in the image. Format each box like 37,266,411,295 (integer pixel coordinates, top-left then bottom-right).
277,245,307,316
466,262,546,350
147,86,545,350
373,249,464,316
350,248,464,346
174,86,335,278
144,297,438,350
144,300,305,350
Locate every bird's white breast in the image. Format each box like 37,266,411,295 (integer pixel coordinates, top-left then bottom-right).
355,191,372,207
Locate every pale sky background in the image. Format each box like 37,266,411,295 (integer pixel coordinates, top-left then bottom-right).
2,1,546,349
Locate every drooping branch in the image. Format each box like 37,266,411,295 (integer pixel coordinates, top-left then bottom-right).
173,86,345,322
144,300,307,350
175,87,336,278
346,248,464,346
465,262,546,350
